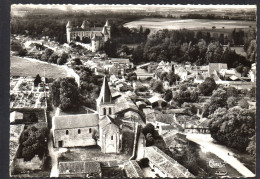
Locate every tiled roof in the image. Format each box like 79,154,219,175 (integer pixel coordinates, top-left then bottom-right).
148,96,166,104
99,115,121,129
208,63,227,75
143,108,157,123
54,113,99,130
156,114,174,124
115,96,138,114
124,160,145,178
59,161,101,175
145,146,194,178
110,58,130,64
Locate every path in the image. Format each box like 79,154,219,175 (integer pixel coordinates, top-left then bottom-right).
48,129,59,177
186,133,255,178
136,133,145,160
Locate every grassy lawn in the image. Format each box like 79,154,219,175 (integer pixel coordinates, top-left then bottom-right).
10,56,67,78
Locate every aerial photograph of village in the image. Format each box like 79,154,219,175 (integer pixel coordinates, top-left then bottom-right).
9,4,256,178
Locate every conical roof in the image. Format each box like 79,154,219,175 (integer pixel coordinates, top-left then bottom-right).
81,21,86,28
103,27,109,35
98,76,112,103
66,21,72,28
105,20,109,26
92,33,97,40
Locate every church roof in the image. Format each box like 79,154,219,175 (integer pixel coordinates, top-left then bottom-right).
97,76,113,104
54,113,99,130
92,34,97,40
103,27,109,35
99,115,121,129
66,21,72,28
105,20,110,26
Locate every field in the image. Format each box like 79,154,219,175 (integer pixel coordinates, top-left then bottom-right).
124,18,256,30
10,56,68,78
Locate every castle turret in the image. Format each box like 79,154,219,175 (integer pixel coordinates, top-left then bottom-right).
104,20,111,38
91,34,99,53
96,76,115,118
66,21,72,43
103,27,109,42
81,20,90,30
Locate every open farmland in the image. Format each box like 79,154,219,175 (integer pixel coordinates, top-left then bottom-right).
124,18,256,30
10,56,68,78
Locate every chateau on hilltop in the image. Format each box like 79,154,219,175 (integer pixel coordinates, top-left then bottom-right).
66,20,111,52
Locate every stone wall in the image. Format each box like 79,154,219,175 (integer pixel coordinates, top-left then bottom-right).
54,126,98,147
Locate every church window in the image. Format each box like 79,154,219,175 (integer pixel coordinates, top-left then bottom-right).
78,129,81,134
111,135,113,140
66,130,69,135
89,128,92,133
103,108,106,115
109,108,112,115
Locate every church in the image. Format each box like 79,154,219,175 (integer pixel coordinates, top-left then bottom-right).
66,20,111,52
52,76,122,154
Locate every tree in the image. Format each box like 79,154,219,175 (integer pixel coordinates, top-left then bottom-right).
164,90,173,102
34,74,42,87
20,126,48,161
226,87,238,97
142,123,155,136
50,77,81,111
71,58,82,66
103,39,118,57
207,88,227,115
227,96,237,108
248,87,256,99
151,80,164,93
44,48,54,59
57,58,67,65
18,48,28,56
238,98,249,109
48,53,59,64
246,135,256,158
209,107,255,152
146,133,154,146
198,77,217,96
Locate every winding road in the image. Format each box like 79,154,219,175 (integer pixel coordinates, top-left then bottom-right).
186,133,255,178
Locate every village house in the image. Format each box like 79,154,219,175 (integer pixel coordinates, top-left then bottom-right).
143,108,157,125
162,131,188,152
59,161,102,177
148,96,167,108
134,68,154,80
10,111,23,124
144,146,194,178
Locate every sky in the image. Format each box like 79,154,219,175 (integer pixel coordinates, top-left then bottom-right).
11,4,256,12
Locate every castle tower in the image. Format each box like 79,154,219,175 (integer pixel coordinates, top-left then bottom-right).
81,20,90,30
96,76,115,118
91,34,99,52
103,27,109,42
66,21,72,43
104,20,111,38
